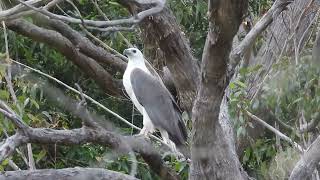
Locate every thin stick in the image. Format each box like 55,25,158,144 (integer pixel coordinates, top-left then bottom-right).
27,143,36,170
244,109,304,152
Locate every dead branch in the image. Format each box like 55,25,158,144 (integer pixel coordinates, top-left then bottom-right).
244,109,304,152
0,167,139,180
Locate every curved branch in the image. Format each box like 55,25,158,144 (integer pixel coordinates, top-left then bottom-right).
6,19,121,96
44,16,127,71
18,0,166,27
0,167,138,180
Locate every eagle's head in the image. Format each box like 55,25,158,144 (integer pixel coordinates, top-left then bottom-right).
123,48,144,61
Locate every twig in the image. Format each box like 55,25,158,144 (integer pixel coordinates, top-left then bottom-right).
0,101,29,130
244,109,304,152
80,27,128,62
74,83,99,127
90,0,132,47
299,113,320,133
8,159,20,170
27,143,36,170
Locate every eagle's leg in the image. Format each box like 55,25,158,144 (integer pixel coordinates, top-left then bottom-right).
159,129,177,152
138,108,154,138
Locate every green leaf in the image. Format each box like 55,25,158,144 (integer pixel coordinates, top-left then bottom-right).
235,80,247,88
30,99,40,109
36,150,47,163
24,98,30,108
0,90,9,99
229,82,236,89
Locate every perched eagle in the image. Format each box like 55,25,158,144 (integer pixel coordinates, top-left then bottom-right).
122,48,187,148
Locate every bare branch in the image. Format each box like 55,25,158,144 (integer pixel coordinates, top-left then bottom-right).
45,17,127,70
0,133,28,163
8,160,20,170
244,109,304,152
229,0,294,78
87,25,136,33
27,143,36,170
299,113,320,133
0,167,139,180
0,101,29,129
90,0,132,47
18,0,166,27
6,18,121,96
0,0,43,21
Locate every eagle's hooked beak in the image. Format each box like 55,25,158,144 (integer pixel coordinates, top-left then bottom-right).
123,49,129,57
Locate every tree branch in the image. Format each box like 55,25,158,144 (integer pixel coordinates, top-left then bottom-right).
0,133,28,162
244,109,304,152
0,167,139,180
289,135,320,180
0,0,44,21
6,18,121,96
44,16,127,71
18,0,165,27
0,93,180,180
229,0,294,78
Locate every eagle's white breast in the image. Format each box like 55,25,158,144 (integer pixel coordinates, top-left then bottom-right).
123,60,151,114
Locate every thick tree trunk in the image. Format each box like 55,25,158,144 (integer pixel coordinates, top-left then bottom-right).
190,1,248,179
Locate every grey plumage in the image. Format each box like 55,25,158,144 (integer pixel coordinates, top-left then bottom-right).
130,68,187,146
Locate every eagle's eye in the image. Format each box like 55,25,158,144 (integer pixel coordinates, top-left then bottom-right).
132,49,137,53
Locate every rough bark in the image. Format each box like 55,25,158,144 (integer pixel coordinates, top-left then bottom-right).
289,135,320,180
190,1,248,180
0,168,138,180
312,27,320,62
6,19,121,96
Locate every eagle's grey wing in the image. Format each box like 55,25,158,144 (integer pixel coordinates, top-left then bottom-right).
130,68,187,145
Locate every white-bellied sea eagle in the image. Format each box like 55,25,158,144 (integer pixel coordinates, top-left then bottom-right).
122,48,187,149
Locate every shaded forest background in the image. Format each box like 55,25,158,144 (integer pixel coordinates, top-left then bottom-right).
0,0,319,179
